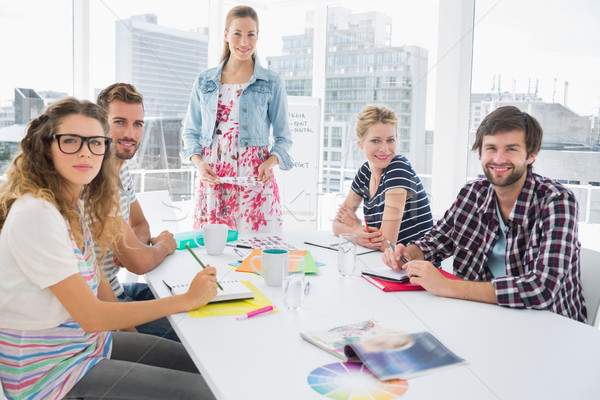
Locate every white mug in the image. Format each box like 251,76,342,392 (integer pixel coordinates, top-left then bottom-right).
251,249,289,287
202,224,228,255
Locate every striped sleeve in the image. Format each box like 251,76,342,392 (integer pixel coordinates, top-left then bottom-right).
380,156,418,196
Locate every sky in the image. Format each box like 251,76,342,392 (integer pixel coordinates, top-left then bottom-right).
1,0,599,126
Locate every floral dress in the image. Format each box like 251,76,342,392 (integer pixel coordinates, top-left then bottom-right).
193,83,283,233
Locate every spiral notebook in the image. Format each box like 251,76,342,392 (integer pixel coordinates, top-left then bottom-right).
162,279,254,303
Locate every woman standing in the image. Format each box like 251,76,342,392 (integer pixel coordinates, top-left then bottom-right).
333,105,434,251
182,5,293,233
0,98,217,399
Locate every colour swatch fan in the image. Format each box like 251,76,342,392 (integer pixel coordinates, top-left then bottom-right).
308,362,408,399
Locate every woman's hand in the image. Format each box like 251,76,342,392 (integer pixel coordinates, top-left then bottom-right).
354,225,384,249
258,156,278,185
192,155,219,185
184,267,218,310
335,204,356,225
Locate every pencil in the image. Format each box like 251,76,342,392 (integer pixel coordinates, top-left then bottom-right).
364,217,372,244
185,244,223,291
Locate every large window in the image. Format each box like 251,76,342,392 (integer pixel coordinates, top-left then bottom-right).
3,1,598,228
470,0,600,223
0,0,72,170
87,1,210,199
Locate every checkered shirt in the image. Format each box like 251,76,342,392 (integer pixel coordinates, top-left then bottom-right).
413,172,587,323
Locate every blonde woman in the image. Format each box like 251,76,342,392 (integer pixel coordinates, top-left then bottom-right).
333,104,434,251
0,98,216,399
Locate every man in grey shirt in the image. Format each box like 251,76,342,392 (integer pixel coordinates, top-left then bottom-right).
96,83,178,341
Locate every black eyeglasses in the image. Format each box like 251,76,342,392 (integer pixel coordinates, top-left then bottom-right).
52,134,112,156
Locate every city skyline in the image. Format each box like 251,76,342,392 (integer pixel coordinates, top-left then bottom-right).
2,1,599,124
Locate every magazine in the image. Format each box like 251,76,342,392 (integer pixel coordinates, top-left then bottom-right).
343,331,465,380
300,320,403,361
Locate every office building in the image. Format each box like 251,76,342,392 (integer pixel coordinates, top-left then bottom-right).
14,88,43,125
116,14,208,118
267,7,429,192
116,14,208,198
0,103,14,129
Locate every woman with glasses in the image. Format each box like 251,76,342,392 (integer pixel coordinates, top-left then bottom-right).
0,98,217,400
182,5,293,233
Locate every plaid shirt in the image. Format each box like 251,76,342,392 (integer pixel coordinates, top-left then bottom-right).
414,172,586,322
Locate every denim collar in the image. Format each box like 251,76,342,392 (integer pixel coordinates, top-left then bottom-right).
206,57,270,85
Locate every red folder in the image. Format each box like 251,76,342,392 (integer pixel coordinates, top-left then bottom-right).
362,269,461,292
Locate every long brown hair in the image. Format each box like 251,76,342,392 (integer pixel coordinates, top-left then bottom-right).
0,97,123,259
219,5,259,63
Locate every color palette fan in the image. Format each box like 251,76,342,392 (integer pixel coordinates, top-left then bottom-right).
308,362,408,399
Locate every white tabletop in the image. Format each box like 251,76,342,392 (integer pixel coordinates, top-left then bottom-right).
145,231,600,400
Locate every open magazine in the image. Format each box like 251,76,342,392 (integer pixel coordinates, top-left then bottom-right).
343,331,465,380
300,320,402,361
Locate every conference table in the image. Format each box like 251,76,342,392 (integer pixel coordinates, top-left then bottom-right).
145,231,600,400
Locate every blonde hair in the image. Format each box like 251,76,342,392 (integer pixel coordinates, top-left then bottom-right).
0,97,124,260
220,5,259,63
355,104,398,141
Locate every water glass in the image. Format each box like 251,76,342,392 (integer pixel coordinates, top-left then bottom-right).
337,233,357,277
283,255,305,310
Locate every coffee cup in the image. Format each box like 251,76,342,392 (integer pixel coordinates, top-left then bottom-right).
201,224,228,255
250,249,289,287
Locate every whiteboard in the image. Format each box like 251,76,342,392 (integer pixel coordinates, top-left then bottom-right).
276,96,321,228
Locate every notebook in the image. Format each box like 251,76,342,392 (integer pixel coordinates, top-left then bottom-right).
362,269,462,292
361,265,409,283
162,278,255,303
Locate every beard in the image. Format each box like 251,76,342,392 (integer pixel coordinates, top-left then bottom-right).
483,162,528,188
115,140,139,160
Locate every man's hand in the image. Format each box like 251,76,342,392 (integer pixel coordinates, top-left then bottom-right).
404,261,451,296
150,230,176,256
382,243,410,271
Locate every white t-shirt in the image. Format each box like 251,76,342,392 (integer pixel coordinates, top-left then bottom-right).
0,194,80,330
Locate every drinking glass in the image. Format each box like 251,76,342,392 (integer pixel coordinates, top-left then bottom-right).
283,255,305,310
337,233,357,277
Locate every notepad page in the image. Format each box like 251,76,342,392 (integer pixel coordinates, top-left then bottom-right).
162,279,255,302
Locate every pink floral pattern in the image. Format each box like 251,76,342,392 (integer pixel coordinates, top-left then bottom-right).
193,83,283,233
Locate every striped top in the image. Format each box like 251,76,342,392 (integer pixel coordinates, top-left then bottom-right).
351,155,434,245
97,162,137,297
0,203,112,400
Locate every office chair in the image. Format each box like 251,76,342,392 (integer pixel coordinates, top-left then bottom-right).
579,247,600,328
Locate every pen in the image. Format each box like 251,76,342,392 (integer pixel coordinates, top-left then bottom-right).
364,217,372,244
236,305,276,320
303,241,337,251
226,243,253,249
233,247,246,261
386,240,410,264
185,244,224,291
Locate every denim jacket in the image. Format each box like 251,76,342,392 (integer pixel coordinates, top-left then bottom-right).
181,58,293,170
